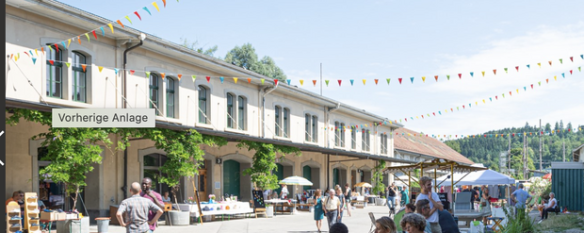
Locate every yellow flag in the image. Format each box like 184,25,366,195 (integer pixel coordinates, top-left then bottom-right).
233,77,238,83
422,76,426,82
68,39,71,48
34,49,38,56
108,23,114,34
299,80,304,86
362,79,366,85
554,76,557,80
475,101,478,105
537,63,541,67
445,109,448,113
483,99,485,103
98,66,104,72
516,89,519,93
481,71,485,77
152,2,160,12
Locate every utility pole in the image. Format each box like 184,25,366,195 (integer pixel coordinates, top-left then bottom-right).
539,119,542,171
523,133,528,179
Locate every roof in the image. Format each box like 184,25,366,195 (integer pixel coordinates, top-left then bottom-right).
573,143,584,162
394,128,474,165
383,160,485,174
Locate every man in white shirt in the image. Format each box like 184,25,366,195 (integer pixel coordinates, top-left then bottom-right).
322,189,341,229
280,184,289,199
541,192,557,220
415,176,443,233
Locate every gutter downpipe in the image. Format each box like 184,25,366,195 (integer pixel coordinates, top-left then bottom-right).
262,82,278,138
121,38,144,199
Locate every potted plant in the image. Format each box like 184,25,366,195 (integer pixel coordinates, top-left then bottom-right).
376,196,387,206
209,194,216,204
372,160,387,206
266,203,274,217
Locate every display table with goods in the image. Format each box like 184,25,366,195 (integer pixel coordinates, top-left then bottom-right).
177,201,255,222
265,199,295,216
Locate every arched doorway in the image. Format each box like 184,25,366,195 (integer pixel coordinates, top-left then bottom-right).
302,166,311,191
223,160,241,197
332,165,347,188
274,163,285,194
301,160,321,191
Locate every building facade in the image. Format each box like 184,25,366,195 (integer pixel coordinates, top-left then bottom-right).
6,0,416,218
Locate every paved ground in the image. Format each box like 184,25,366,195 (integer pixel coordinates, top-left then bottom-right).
57,205,395,233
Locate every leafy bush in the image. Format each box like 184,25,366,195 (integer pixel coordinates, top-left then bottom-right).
501,205,535,233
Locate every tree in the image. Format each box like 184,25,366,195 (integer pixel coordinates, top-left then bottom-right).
372,160,386,196
7,109,113,209
180,37,218,58
225,43,288,80
237,141,300,190
444,140,461,153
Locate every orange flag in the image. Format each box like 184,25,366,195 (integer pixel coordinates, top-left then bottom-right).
161,73,165,79
117,20,125,28
493,69,497,75
177,74,182,80
247,78,251,83
312,80,317,86
374,79,379,85
82,64,87,72
548,61,552,66
434,75,438,81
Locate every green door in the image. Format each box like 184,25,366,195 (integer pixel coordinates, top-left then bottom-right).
303,166,312,191
333,168,339,187
274,164,284,194
223,160,240,197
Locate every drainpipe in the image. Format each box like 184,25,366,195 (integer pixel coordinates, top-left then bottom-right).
261,82,278,138
120,33,145,199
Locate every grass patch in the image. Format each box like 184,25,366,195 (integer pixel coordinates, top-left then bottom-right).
535,213,584,232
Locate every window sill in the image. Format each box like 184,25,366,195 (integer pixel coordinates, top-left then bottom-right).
155,116,182,125
224,128,248,135
273,136,292,141
334,146,347,150
196,123,215,130
303,141,319,146
44,98,93,108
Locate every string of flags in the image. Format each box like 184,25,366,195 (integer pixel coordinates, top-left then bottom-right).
394,127,583,140
7,0,178,61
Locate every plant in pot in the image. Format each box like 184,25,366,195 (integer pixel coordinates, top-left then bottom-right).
135,128,226,226
372,160,387,206
237,141,300,218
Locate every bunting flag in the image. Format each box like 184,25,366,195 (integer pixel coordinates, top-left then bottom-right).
504,68,508,73
470,72,474,77
98,66,104,72
115,68,119,75
161,73,166,79
134,11,142,21
421,76,426,82
548,61,552,66
527,64,530,69
286,80,291,85
162,0,167,7
32,57,37,64
177,74,182,81
233,77,238,83
261,79,265,85
538,63,541,68
410,77,414,83
219,76,224,83
143,7,152,15
434,75,438,81
85,33,91,42
82,64,87,72
92,30,98,39
274,79,279,86
152,2,160,12
77,36,81,44
515,66,519,72
192,75,196,82
125,16,133,25
247,78,252,84
205,76,210,82
374,79,379,85
338,80,342,86
130,70,135,75
325,80,329,86
559,58,563,64
458,73,462,79
116,20,124,28
386,78,391,85
481,71,485,77
313,80,317,86
145,71,150,78
398,78,403,84
362,79,366,85
350,79,354,86
108,23,114,33
493,69,497,75
299,80,304,85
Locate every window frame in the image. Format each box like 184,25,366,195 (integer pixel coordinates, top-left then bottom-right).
165,77,176,118
237,96,246,131
226,93,235,128
46,46,63,99
275,106,281,137
71,51,86,102
149,73,160,115
198,85,210,124
351,126,357,150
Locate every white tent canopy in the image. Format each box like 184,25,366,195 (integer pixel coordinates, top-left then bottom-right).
435,169,515,186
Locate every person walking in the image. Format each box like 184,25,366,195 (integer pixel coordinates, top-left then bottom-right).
313,189,325,232
386,182,397,214
140,178,165,232
322,189,341,229
117,182,163,233
335,187,346,223
344,184,352,217
414,176,443,233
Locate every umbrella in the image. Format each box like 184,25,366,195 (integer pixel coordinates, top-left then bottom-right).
542,173,551,180
279,176,313,186
353,182,372,188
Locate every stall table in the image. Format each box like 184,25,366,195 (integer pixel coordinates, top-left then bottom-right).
178,202,255,222
264,200,292,216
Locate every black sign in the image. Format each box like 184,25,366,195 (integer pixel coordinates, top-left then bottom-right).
252,190,265,209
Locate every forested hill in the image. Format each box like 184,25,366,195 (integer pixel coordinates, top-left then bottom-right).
444,121,584,177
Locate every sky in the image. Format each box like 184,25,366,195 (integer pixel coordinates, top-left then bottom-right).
57,0,584,136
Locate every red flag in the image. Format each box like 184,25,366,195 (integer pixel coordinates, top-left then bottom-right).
456,135,457,138
484,135,487,138
404,118,407,122
338,80,342,86
92,30,97,39
509,91,512,96
54,44,59,52
495,96,498,100
515,66,519,72
130,70,135,75
463,105,465,109
546,79,549,83
570,56,574,62
458,73,462,79
134,11,142,20
49,60,54,65
274,79,279,85
450,108,453,112
493,69,497,75
531,84,533,89
398,78,403,84
434,75,438,81
162,0,167,7
374,79,379,85
421,115,424,119
570,70,573,75
433,112,435,116
540,131,543,135
512,133,515,137
206,76,211,82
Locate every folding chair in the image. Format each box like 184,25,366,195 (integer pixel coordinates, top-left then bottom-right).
368,212,376,233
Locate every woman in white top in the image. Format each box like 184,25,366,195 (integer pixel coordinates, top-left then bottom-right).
281,184,289,199
541,192,557,220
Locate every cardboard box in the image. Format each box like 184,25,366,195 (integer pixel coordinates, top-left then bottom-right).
40,212,67,221
66,213,79,220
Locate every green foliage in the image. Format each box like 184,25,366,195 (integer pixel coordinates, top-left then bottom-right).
180,37,219,58
237,140,300,190
444,121,584,173
225,43,287,80
535,213,584,232
7,109,112,208
501,205,536,233
372,160,386,196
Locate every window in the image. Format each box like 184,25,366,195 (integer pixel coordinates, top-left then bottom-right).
46,46,63,98
312,116,318,142
149,73,160,115
166,78,175,118
71,52,86,102
198,85,209,124
275,106,281,136
335,122,340,147
237,96,246,130
227,93,234,128
362,129,370,151
380,134,388,154
341,123,345,147
351,127,357,149
274,105,290,138
305,114,318,142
